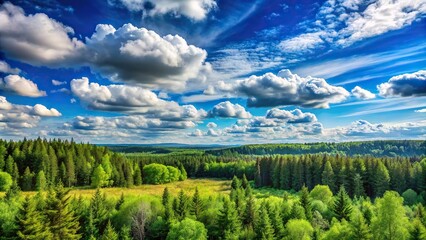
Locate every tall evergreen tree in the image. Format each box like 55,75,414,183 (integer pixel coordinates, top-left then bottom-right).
349,211,372,240
241,174,249,189
266,202,284,239
90,189,108,236
162,187,174,223
256,202,274,240
322,161,336,192
352,173,364,198
35,170,47,191
374,162,390,197
22,167,33,191
243,194,256,229
100,221,118,240
218,197,241,240
191,187,204,220
45,184,81,239
332,186,352,221
174,189,189,221
133,166,142,186
17,196,53,240
300,185,312,221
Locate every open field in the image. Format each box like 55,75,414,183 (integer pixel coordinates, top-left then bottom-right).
0,178,231,199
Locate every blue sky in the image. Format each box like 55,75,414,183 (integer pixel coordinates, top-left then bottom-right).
0,0,425,144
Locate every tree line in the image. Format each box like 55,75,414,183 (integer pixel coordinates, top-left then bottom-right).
254,154,426,199
2,176,426,239
207,140,426,157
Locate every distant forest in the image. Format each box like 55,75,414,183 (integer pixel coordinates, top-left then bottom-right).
206,140,426,157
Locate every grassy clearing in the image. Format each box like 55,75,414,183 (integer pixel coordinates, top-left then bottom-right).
0,178,231,199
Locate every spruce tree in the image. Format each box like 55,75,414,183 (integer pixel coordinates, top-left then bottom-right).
17,196,53,240
266,202,284,238
322,161,335,192
241,174,249,189
22,167,33,191
90,189,108,235
353,173,364,198
174,189,189,221
179,165,187,181
231,176,241,190
218,197,241,240
333,186,352,221
115,193,125,210
256,202,274,240
349,211,372,240
243,195,256,229
374,161,390,197
35,171,47,191
133,166,142,186
45,184,81,239
191,187,204,220
162,188,174,223
300,185,312,221
100,221,118,240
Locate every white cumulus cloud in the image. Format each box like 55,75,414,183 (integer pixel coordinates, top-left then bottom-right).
351,86,376,100
0,75,46,97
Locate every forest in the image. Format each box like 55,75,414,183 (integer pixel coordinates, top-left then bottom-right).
0,138,425,239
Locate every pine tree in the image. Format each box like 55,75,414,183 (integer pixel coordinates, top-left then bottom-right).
218,197,241,240
242,174,249,189
174,189,189,221
90,189,108,235
231,176,241,190
243,194,256,229
266,202,284,238
100,221,118,240
179,165,187,181
349,211,372,240
35,170,47,191
191,187,204,220
333,186,352,221
374,161,390,197
162,187,174,223
133,166,142,186
116,193,125,210
300,185,312,221
353,173,364,198
322,161,335,192
22,167,34,191
17,196,53,240
256,202,274,240
45,184,81,239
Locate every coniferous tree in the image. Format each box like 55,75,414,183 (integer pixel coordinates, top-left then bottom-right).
100,221,118,240
90,189,108,236
17,196,53,240
218,197,241,240
300,185,312,221
133,166,142,186
191,187,204,220
322,161,335,192
174,189,189,221
349,211,372,240
179,165,187,181
162,187,174,223
22,167,33,191
35,170,47,191
116,193,125,210
242,174,249,189
45,184,81,239
256,202,274,240
266,202,284,239
333,186,352,221
243,194,256,229
231,176,241,190
353,173,364,198
374,161,390,197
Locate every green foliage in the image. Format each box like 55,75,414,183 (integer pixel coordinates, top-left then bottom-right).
191,187,204,220
374,162,390,197
322,161,336,192
218,197,241,239
45,184,81,239
91,165,109,188
285,219,313,240
322,219,352,240
143,163,180,184
409,219,426,240
310,185,333,205
166,218,207,240
133,166,142,186
371,191,410,240
17,196,52,240
0,171,12,191
300,186,313,221
35,171,47,191
173,190,189,221
332,186,352,221
256,202,275,240
349,210,372,240
402,189,418,206
100,221,118,240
